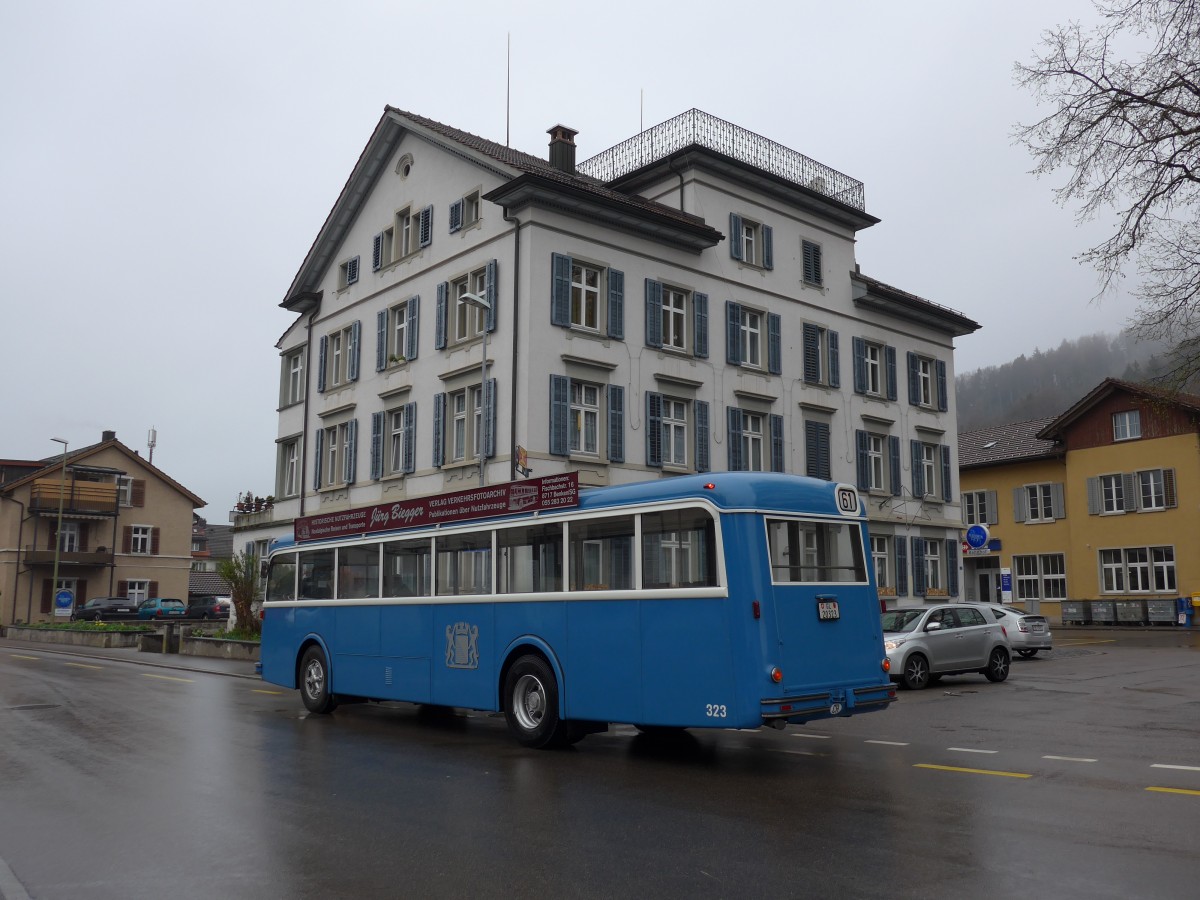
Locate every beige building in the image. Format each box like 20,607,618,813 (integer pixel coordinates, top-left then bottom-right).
0,430,203,624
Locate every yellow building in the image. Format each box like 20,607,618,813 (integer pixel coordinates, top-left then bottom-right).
958,379,1200,624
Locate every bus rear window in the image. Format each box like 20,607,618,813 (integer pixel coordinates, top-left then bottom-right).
766,519,867,584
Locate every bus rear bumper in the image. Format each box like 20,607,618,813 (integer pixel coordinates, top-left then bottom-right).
761,682,896,723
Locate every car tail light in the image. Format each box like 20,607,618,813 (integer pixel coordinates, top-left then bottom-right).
1017,621,1030,633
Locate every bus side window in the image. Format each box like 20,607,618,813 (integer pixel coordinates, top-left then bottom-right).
299,549,334,600
569,515,635,591
383,539,432,598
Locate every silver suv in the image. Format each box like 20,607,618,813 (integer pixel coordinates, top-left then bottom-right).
881,604,1012,690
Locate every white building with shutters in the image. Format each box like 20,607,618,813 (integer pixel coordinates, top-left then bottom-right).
246,107,979,605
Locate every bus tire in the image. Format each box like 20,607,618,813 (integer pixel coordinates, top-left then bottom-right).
504,654,567,749
300,646,338,714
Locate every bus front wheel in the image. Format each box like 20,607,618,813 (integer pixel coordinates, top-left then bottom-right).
300,646,338,714
504,655,570,749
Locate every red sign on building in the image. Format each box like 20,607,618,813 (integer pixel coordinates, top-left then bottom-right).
293,472,580,543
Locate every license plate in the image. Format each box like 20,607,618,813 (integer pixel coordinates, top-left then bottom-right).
818,601,840,621
1032,623,1045,633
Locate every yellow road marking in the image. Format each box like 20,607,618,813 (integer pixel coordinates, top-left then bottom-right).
1146,786,1200,797
142,673,194,683
10,655,39,660
252,689,283,695
915,763,1032,779
65,662,104,670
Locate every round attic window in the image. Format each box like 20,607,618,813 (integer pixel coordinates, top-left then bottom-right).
396,153,414,178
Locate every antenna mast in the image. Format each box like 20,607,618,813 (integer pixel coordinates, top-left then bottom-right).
147,427,157,464
506,33,511,147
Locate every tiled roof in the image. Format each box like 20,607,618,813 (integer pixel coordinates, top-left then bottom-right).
189,572,231,597
958,417,1062,469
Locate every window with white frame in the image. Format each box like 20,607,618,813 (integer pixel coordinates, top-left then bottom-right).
1100,545,1176,593
662,287,689,352
398,206,418,257
281,348,305,407
1153,547,1177,591
570,382,600,456
387,406,414,475
126,580,150,604
871,535,890,590
326,325,354,388
963,490,990,526
452,269,488,343
921,444,938,498
739,308,762,368
117,476,133,507
1014,555,1040,601
390,300,410,364
323,422,353,487
278,438,300,498
741,412,765,472
1041,553,1067,599
445,386,485,464
373,224,396,270
802,239,822,285
1100,474,1124,514
572,263,600,332
917,357,934,406
1112,409,1141,441
802,323,838,386
57,522,79,553
1138,469,1166,510
924,539,942,592
863,341,882,395
662,398,688,468
1025,483,1054,521
131,525,152,555
867,434,885,491
338,256,359,289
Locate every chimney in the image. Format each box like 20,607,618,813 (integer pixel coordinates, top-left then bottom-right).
547,124,578,173
102,430,116,442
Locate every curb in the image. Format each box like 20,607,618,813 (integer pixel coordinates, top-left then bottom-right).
0,640,261,680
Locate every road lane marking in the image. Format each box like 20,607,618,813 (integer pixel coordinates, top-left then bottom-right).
866,740,910,746
1044,755,1097,762
65,662,104,670
948,747,998,754
142,673,194,683
1151,764,1200,772
771,749,827,757
0,854,32,900
915,763,1032,779
1146,787,1200,796
791,733,831,739
1057,639,1116,647
9,655,40,661
252,689,284,695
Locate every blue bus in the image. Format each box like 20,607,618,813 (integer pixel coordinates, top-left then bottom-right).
260,472,895,748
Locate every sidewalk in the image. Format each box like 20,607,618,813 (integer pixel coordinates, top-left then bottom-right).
0,635,261,679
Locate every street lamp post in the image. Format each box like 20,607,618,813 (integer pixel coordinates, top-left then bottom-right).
50,437,68,618
460,292,492,487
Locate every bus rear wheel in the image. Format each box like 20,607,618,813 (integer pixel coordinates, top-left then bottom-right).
504,655,571,749
300,646,338,714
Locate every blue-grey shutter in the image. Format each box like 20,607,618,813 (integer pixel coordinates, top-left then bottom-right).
402,402,416,474
907,352,920,405
762,224,773,270
419,205,433,248
345,257,359,285
644,279,663,348
693,292,709,358
1164,469,1178,508
549,375,569,456
1014,486,1030,523
912,537,927,597
449,199,463,233
885,346,898,401
940,445,952,502
344,419,358,484
803,324,820,383
727,407,744,471
607,385,624,463
483,377,497,458
729,213,743,260
1086,477,1100,515
372,233,384,271
807,421,829,481
895,537,908,597
852,337,866,394
646,391,663,467
313,428,324,490
348,320,361,382
911,440,924,497
376,309,388,372
317,335,327,393
889,435,902,496
936,360,948,412
485,259,497,332
828,330,840,388
435,282,448,350
726,301,741,365
406,296,419,360
986,489,999,525
370,411,384,480
1121,472,1138,512
770,414,784,472
608,269,624,339
947,541,959,598
432,393,446,467
855,429,869,490
551,253,572,326
768,313,782,376
695,400,710,473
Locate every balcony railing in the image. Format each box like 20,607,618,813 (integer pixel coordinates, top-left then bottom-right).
576,108,866,211
24,548,115,567
29,478,120,516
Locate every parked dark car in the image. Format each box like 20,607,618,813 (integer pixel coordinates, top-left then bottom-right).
71,597,138,622
186,596,231,620
136,597,187,620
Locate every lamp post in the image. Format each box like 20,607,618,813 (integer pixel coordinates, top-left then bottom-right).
460,291,491,486
50,437,68,618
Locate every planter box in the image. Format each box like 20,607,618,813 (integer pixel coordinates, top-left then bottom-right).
180,635,260,661
2,624,146,649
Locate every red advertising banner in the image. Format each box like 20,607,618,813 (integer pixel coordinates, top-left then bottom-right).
293,472,580,543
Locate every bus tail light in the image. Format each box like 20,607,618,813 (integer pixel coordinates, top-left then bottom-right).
770,666,783,684
881,658,891,673
752,601,761,619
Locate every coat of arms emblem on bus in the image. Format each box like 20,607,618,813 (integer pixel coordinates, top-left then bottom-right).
445,622,480,669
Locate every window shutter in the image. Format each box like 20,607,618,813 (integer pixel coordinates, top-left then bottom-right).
889,436,902,496
402,402,417,474
419,205,433,248
345,419,358,484
607,385,625,463
348,320,361,382
940,444,952,502
810,421,833,482
828,330,840,388
485,259,498,332
947,541,959,598
770,414,784,472
483,377,497,458
907,352,919,405
435,282,448,350
762,224,773,270
768,313,782,376
852,337,866,394
855,429,869,490
151,527,160,556
644,279,663,348
986,490,999,525
449,199,463,233
936,360,948,412
117,580,129,600
895,538,908,597
729,213,743,260
1164,468,1177,508
727,407,744,471
41,580,52,614
550,253,572,326
911,440,924,497
313,428,324,490
1122,473,1138,511
1014,486,1029,523
1086,477,1100,515
372,233,383,271
345,257,359,284
1051,482,1065,518
802,324,820,383
549,376,569,456
376,309,388,372
370,411,384,480
646,391,663,467
912,537,927,597
148,581,159,599
726,301,741,365
695,400,710,473
816,422,831,481
317,335,327,392
122,526,132,554
693,292,708,358
608,269,625,340
885,346,898,401
406,296,419,361
131,479,146,507
432,393,446,467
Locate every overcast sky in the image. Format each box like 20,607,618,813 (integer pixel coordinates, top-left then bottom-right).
1,0,1133,515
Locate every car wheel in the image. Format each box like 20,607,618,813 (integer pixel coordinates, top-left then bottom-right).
901,654,931,690
300,646,338,714
1017,649,1039,658
984,647,1011,683
94,612,103,623
504,655,570,748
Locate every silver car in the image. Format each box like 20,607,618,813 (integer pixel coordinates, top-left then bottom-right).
986,606,1052,657
881,604,1012,690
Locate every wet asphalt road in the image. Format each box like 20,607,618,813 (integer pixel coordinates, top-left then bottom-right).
1,630,1199,899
